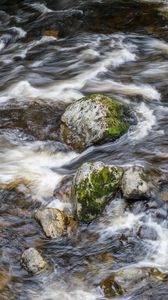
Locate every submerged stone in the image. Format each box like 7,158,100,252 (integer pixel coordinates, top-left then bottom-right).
100,267,149,297
72,161,123,223
0,267,11,291
121,166,151,200
35,208,77,238
21,248,48,274
60,94,131,151
100,274,124,297
101,266,168,298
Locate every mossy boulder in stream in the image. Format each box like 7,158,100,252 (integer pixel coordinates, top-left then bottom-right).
72,162,123,222
60,94,131,151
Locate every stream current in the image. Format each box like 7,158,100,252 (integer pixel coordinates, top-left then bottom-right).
1,0,168,299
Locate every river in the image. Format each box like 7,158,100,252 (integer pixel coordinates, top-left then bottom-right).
0,0,168,299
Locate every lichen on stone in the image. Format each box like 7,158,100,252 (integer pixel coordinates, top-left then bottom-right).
72,161,123,222
60,94,132,151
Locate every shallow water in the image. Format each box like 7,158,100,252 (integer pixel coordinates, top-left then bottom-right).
0,0,168,299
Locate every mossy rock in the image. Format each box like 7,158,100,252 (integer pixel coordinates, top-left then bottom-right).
72,161,123,222
60,94,131,151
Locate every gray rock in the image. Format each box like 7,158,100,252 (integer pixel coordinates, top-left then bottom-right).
60,94,130,151
21,248,47,274
72,161,123,222
137,225,158,241
121,166,150,200
35,208,77,239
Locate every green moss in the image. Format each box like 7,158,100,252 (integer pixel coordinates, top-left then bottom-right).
81,94,129,139
74,163,123,222
101,96,129,138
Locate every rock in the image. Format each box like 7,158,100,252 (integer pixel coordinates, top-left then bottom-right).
0,100,66,141
66,216,78,238
60,94,131,151
149,268,168,281
54,175,73,203
0,267,11,291
137,225,158,241
43,30,59,38
100,274,124,297
100,267,149,297
100,266,168,298
21,248,47,274
121,166,151,200
72,161,123,222
35,208,77,238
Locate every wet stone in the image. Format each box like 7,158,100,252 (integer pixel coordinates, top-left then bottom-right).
137,225,158,241
54,175,73,203
100,274,124,297
121,166,151,200
126,199,148,214
21,248,48,274
0,100,66,141
100,267,149,297
155,208,168,220
0,266,11,291
35,208,77,238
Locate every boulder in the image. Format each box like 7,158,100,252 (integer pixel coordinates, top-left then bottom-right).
60,94,131,151
121,166,150,200
21,248,47,274
72,161,123,222
35,208,77,238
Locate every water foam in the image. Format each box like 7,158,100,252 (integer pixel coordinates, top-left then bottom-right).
10,27,27,38
0,142,77,200
142,218,168,271
31,281,101,300
130,102,156,140
29,3,53,13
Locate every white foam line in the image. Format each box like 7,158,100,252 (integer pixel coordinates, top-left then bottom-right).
129,102,156,140
0,40,5,51
0,47,137,103
10,27,27,38
88,80,160,100
29,2,53,13
0,142,78,199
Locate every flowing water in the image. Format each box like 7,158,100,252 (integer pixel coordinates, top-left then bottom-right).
1,0,168,299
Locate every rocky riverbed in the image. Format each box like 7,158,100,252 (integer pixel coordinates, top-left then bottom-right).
1,0,168,299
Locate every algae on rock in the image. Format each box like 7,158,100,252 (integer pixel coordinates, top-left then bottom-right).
72,161,123,222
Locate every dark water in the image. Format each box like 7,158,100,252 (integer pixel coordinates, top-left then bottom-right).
1,0,168,299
